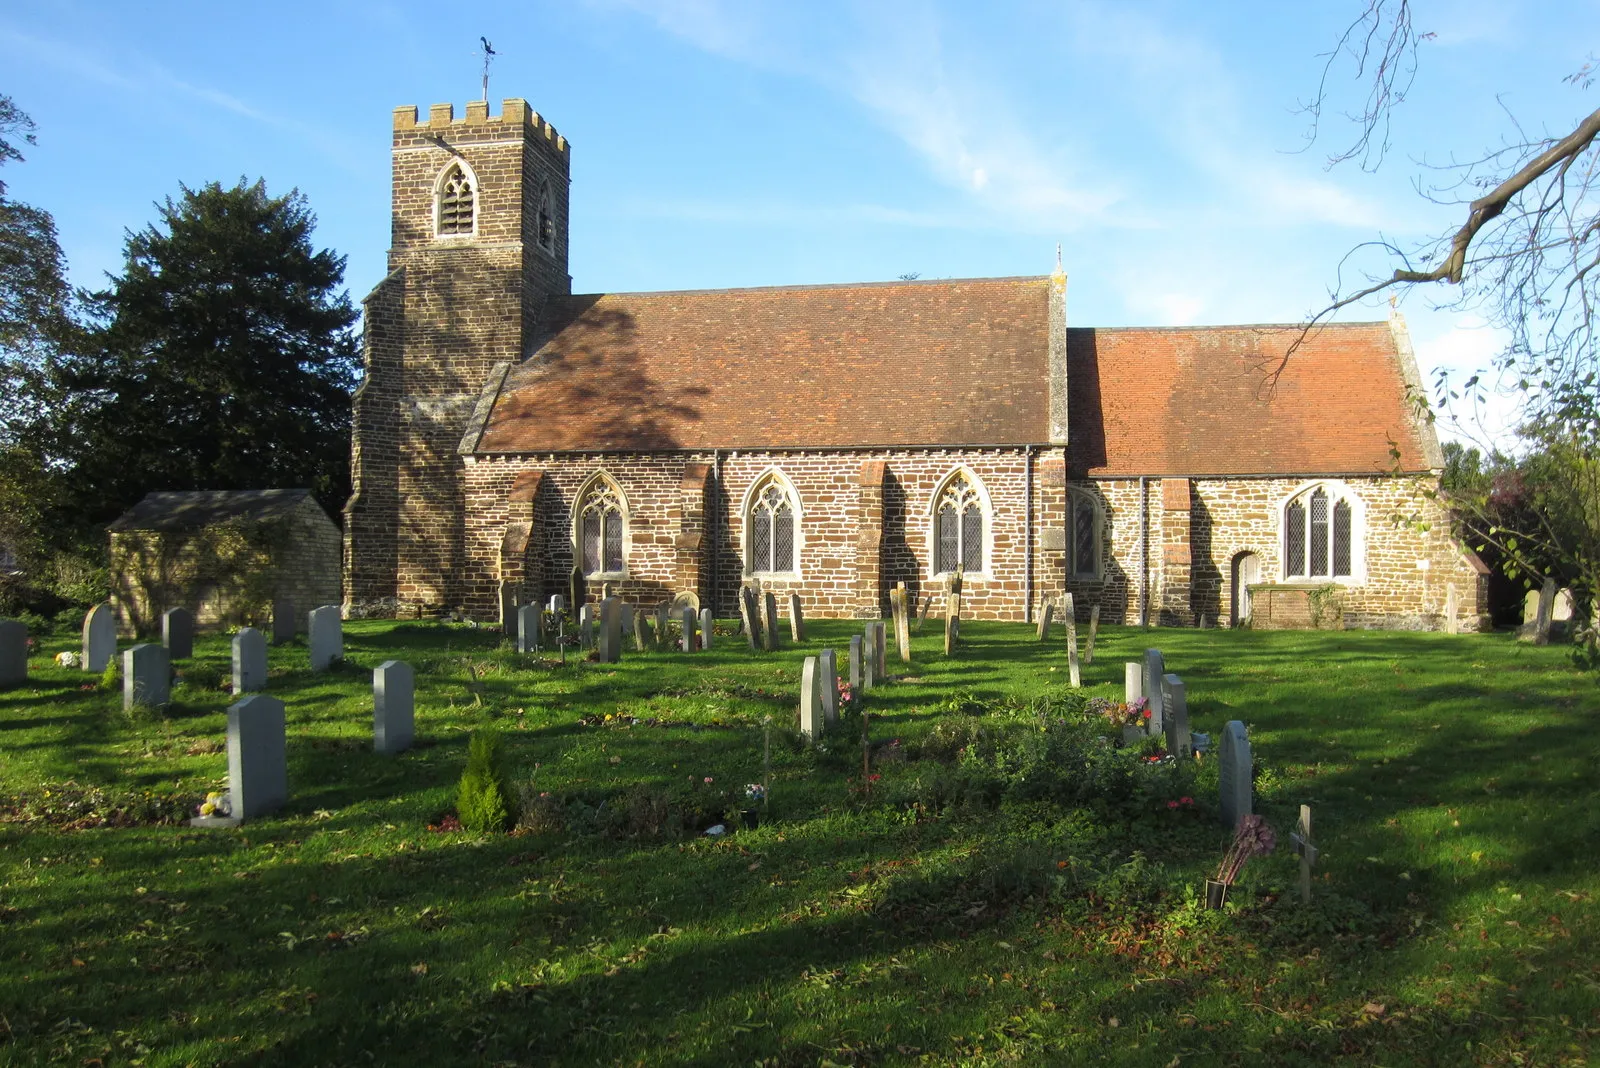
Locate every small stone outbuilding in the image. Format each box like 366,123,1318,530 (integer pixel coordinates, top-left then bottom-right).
108,490,341,636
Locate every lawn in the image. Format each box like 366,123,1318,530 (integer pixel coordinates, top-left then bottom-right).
1,617,1596,1067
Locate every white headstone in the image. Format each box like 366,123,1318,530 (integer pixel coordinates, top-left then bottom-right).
700,608,715,650
307,605,343,671
1124,661,1143,704
681,606,697,653
818,647,839,725
229,694,287,820
1161,672,1191,758
231,627,267,694
82,603,117,673
124,643,170,710
799,656,823,740
548,594,566,615
579,604,596,651
1219,720,1252,830
0,619,26,687
1553,588,1575,622
161,607,194,660
374,660,414,754
517,604,541,654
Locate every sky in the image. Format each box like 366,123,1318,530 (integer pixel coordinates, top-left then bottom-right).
4,0,1597,448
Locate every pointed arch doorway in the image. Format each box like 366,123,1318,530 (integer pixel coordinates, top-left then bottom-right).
1231,551,1262,626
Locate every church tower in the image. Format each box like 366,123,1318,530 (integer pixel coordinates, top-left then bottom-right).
345,98,571,614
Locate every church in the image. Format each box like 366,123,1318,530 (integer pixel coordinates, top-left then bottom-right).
343,97,1488,631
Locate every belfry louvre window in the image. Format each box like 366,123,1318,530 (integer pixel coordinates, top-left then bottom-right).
579,480,625,575
1283,484,1357,580
935,472,984,574
537,180,554,250
437,165,475,236
748,479,797,574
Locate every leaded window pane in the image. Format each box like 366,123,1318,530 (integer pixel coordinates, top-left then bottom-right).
773,503,794,572
604,512,623,573
1073,497,1096,575
1285,501,1306,576
961,505,983,572
751,509,771,572
581,511,601,574
1309,489,1329,577
938,504,959,573
1332,499,1352,577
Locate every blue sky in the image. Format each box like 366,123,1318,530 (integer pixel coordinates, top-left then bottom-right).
4,1,1597,444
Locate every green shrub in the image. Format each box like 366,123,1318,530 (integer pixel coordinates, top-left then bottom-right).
99,656,121,693
456,728,515,833
177,662,225,692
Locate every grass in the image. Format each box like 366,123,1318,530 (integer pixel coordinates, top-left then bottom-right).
1,617,1597,1066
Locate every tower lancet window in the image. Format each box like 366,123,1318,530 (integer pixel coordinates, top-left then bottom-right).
537,179,554,251
437,163,475,236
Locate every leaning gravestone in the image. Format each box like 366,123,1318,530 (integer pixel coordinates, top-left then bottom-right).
83,603,117,673
1533,578,1557,645
1035,600,1054,641
597,597,623,663
632,610,651,653
916,593,934,634
124,643,170,710
517,604,541,654
0,619,26,687
681,606,697,653
162,607,194,661
272,597,296,645
849,635,865,700
373,660,414,755
819,647,839,725
799,656,823,740
739,586,761,650
228,694,287,821
1085,605,1100,664
762,592,781,651
231,627,267,694
1219,720,1252,830
700,608,715,651
308,606,343,672
1161,672,1191,758
788,594,805,642
1143,648,1167,733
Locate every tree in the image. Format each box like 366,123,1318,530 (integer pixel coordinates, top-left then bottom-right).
56,180,360,522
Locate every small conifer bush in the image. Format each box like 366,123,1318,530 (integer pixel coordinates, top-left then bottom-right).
456,728,515,833
99,656,121,693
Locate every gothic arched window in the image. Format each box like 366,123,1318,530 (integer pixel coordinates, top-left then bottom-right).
537,179,554,251
1068,487,1102,578
933,470,986,576
746,474,799,576
436,163,476,237
577,476,626,577
1282,483,1360,580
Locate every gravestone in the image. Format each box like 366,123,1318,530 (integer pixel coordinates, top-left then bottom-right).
819,647,839,725
621,604,635,645
0,619,26,687
681,606,697,653
307,606,343,671
124,643,170,710
1064,592,1081,688
849,635,865,699
1124,662,1143,704
632,610,651,653
373,660,415,754
944,578,963,655
271,597,296,645
1554,587,1576,622
1443,584,1459,635
739,586,761,650
499,582,518,638
862,628,877,692
1035,600,1054,641
597,597,622,663
231,627,267,694
1291,804,1319,904
517,604,541,654
788,593,805,642
548,594,566,615
1085,605,1100,664
1533,578,1557,645
162,607,194,661
700,608,715,651
228,694,288,821
1161,672,1191,758
799,656,823,740
1143,648,1167,733
579,604,596,651
83,603,117,673
1219,720,1252,830
891,583,911,662
762,592,781,651
871,621,887,682
1521,588,1541,626
916,593,933,633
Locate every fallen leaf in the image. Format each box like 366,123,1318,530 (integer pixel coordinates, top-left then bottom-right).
411,962,428,975
1363,1002,1386,1016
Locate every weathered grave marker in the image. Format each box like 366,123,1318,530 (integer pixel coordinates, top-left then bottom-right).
0,619,26,687
944,572,963,655
1124,662,1143,704
1533,578,1557,645
871,621,887,682
499,581,518,638
1161,672,1191,758
83,603,116,673
632,609,651,652
231,627,267,694
892,583,911,662
1219,720,1252,830
700,608,715,651
1291,804,1319,904
579,604,596,651
850,634,866,698
307,606,343,671
762,592,781,651
1064,592,1081,687
862,627,877,692
548,593,566,615
1035,599,1054,641
568,564,585,620
739,586,761,650
597,597,622,663
788,594,805,642
228,694,287,821
799,656,823,741
517,604,541,654
124,643,170,710
681,606,697,653
271,597,296,645
819,647,839,725
1143,648,1167,734
373,660,415,754
916,593,933,633
162,607,194,661
1085,605,1100,663
1444,584,1459,635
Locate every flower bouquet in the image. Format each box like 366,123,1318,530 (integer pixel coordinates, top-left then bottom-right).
1207,813,1276,908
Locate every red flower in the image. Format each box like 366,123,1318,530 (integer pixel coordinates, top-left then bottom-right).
1167,800,1179,809
1142,709,1152,719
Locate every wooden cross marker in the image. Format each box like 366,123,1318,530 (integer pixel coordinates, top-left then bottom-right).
1290,804,1319,903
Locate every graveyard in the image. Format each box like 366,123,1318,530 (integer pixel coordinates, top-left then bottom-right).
0,610,1597,1067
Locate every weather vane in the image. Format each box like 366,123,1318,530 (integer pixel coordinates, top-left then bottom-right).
480,37,497,103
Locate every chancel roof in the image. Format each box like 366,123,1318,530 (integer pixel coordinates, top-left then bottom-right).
472,276,1436,475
